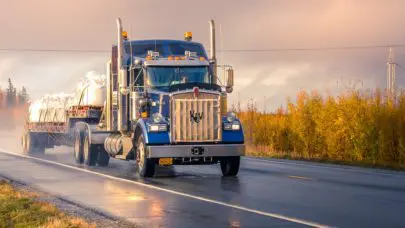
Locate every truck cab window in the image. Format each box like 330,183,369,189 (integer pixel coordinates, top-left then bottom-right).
133,68,144,89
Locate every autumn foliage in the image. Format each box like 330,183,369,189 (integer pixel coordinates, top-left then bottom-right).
237,89,405,169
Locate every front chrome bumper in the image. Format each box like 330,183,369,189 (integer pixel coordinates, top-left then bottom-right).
146,144,245,158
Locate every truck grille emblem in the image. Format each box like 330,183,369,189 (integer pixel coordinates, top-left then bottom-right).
190,110,203,123
193,87,199,98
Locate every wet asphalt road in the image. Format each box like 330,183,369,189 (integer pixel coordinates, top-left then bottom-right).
0,141,405,227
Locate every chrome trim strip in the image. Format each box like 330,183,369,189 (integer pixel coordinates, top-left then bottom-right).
146,144,245,158
170,89,220,96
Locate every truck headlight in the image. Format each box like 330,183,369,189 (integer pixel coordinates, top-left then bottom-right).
148,124,168,132
152,113,164,123
223,122,241,131
226,112,236,122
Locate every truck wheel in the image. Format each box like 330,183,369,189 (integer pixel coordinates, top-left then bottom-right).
136,135,155,177
83,132,97,166
33,133,45,154
97,146,110,167
24,132,45,155
220,156,240,177
35,133,46,154
25,133,34,154
74,130,84,164
22,133,31,154
22,134,27,151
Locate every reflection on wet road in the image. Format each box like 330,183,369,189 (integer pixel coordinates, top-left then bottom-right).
1,142,405,227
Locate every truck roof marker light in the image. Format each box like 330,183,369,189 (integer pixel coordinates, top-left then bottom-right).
168,56,174,60
184,32,192,41
174,56,181,60
145,56,153,60
199,57,206,61
122,31,128,40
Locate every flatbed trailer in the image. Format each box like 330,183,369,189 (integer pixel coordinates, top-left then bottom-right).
22,105,103,153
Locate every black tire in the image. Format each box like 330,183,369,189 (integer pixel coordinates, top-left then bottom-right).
136,135,155,177
23,132,45,154
36,133,46,154
220,156,240,177
97,146,110,167
74,130,84,164
83,131,97,166
22,133,30,154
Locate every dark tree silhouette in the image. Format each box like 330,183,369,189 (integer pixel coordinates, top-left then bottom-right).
18,86,29,105
6,78,17,108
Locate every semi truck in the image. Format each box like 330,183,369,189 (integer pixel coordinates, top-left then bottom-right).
21,18,245,177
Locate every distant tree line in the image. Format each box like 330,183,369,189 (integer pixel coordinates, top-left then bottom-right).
0,78,29,109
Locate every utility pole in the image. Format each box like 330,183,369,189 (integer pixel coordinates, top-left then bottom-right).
387,47,397,97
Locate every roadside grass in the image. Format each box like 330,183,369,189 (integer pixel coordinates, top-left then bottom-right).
238,89,405,171
0,180,95,228
247,147,405,171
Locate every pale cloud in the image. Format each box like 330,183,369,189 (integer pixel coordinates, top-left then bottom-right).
262,64,311,87
0,0,404,109
0,57,20,88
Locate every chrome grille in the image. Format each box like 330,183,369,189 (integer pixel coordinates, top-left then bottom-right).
171,93,221,142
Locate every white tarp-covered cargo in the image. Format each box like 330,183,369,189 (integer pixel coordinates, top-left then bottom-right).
72,71,106,107
28,93,74,123
28,71,106,123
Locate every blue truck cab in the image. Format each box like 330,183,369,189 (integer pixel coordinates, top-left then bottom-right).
73,18,245,177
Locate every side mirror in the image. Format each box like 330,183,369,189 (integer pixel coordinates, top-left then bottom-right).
225,68,234,93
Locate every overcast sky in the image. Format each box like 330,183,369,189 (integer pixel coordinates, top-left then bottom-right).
1,0,405,110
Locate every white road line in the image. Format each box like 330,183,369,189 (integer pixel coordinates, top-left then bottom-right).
243,157,405,178
0,149,328,228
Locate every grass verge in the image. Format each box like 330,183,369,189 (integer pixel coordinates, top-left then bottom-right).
0,180,95,228
248,149,405,171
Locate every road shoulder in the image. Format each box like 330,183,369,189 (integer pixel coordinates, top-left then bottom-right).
0,176,137,228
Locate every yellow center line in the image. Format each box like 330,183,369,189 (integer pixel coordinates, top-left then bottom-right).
288,175,314,180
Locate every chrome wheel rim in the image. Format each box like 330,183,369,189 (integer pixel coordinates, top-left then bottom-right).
22,135,26,149
83,137,89,162
74,135,80,159
26,134,30,150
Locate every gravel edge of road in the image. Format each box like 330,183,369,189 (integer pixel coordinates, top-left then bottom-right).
0,176,138,228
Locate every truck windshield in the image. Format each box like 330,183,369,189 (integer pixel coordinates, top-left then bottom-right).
147,66,211,89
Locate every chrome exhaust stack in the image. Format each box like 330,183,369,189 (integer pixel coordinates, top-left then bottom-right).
209,20,217,84
116,18,128,132
106,60,113,130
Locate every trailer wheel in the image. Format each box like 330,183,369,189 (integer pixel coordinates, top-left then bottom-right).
136,135,155,177
83,132,97,166
23,132,45,155
33,133,46,154
74,130,84,164
97,146,110,167
220,156,240,177
22,133,31,154
35,133,46,154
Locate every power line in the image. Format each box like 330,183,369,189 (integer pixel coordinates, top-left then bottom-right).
216,44,405,53
1,44,405,54
0,48,110,53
